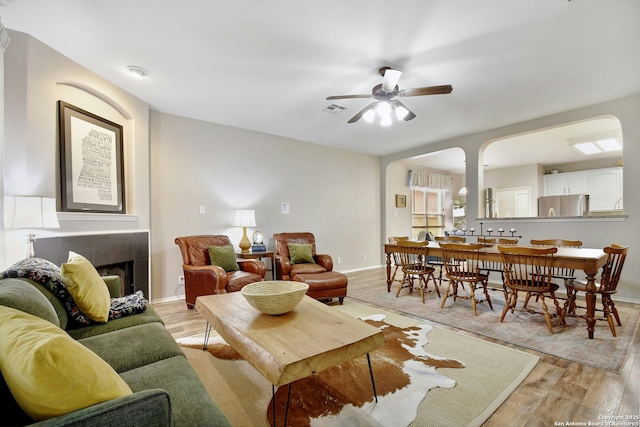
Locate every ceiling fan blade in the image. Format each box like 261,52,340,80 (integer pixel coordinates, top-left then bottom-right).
392,100,416,121
399,85,453,97
347,102,377,123
382,69,402,92
326,94,372,100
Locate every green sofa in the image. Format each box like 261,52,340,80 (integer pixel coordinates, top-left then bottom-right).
0,272,231,427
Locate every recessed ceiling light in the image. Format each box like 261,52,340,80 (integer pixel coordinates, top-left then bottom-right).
125,65,148,78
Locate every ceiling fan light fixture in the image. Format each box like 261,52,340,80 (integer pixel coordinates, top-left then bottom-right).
394,104,409,120
380,115,392,127
363,109,376,123
376,101,392,117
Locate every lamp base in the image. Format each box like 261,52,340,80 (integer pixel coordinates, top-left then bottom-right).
27,233,36,258
239,227,251,254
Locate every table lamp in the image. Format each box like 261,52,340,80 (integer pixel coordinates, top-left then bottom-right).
5,196,60,258
233,209,256,254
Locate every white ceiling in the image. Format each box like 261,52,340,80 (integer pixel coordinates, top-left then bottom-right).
2,0,639,165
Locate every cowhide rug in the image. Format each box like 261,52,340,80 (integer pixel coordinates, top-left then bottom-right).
181,315,464,427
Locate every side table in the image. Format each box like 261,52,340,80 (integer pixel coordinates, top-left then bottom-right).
237,251,276,280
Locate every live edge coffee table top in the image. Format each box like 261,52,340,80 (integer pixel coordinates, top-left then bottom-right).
196,293,385,387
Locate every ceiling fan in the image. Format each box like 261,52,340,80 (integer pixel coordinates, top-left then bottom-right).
326,67,453,125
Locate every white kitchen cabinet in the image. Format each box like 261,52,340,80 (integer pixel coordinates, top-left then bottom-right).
589,167,623,211
543,167,623,212
544,171,589,195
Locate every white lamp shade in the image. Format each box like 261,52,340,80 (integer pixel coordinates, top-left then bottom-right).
232,209,256,227
5,196,60,229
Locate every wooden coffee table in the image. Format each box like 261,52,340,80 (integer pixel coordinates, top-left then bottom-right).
195,293,385,424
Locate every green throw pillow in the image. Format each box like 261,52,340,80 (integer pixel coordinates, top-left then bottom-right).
0,279,60,327
288,243,315,264
208,245,240,272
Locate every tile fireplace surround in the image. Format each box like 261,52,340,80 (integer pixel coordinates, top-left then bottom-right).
34,231,149,297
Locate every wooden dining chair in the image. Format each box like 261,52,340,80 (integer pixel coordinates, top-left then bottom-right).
498,245,563,334
478,238,518,294
395,240,439,303
388,236,410,284
431,236,466,286
439,243,493,316
561,244,628,336
528,239,582,307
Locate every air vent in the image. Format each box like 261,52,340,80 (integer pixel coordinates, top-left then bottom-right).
322,104,346,114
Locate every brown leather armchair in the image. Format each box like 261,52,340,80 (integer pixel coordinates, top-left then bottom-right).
273,232,347,303
175,235,266,309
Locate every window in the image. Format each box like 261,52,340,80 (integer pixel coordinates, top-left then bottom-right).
411,188,444,239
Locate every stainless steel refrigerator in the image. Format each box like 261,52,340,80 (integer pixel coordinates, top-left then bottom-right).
538,194,589,217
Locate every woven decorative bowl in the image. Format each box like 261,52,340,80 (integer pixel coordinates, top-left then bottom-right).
241,281,309,315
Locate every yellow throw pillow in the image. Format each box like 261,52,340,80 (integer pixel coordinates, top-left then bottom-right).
0,306,132,421
61,251,111,323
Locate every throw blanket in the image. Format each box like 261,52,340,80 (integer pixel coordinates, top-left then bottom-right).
1,258,146,325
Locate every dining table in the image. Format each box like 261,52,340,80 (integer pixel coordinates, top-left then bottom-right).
384,242,608,339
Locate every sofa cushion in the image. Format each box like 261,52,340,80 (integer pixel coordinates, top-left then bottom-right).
79,322,185,373
208,245,239,272
120,355,231,427
67,303,163,340
0,306,132,421
288,243,315,264
61,252,111,323
0,278,60,327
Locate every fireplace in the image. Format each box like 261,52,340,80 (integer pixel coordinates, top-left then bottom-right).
34,232,149,297
95,260,134,296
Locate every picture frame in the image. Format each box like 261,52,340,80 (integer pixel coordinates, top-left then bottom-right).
395,194,407,208
58,101,125,213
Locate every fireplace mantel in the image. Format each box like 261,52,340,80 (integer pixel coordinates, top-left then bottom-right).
34,231,149,297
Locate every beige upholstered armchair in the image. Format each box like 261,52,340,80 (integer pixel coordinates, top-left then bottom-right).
175,235,266,309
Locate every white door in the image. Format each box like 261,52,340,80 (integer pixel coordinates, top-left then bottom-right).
496,187,531,217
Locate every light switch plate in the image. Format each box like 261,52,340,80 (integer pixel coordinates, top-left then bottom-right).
281,203,290,214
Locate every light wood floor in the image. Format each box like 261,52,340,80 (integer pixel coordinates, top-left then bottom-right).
153,267,639,426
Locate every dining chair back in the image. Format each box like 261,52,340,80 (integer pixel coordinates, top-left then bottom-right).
562,244,628,336
498,245,562,334
439,243,493,316
529,238,583,307
388,236,409,284
431,235,467,285
395,240,439,303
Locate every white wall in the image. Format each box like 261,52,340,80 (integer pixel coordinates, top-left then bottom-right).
150,111,381,301
2,31,150,268
382,93,640,302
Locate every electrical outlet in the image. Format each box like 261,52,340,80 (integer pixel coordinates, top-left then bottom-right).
178,275,185,286
337,257,341,264
363,254,367,261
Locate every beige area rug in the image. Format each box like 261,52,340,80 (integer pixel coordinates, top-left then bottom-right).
351,275,640,373
179,301,539,427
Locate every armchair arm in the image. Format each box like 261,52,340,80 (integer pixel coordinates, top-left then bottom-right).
182,264,228,294
315,254,333,271
274,255,291,280
30,390,171,427
237,259,266,277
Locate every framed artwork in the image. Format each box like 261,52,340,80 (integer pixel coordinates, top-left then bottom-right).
395,194,407,208
58,101,125,213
